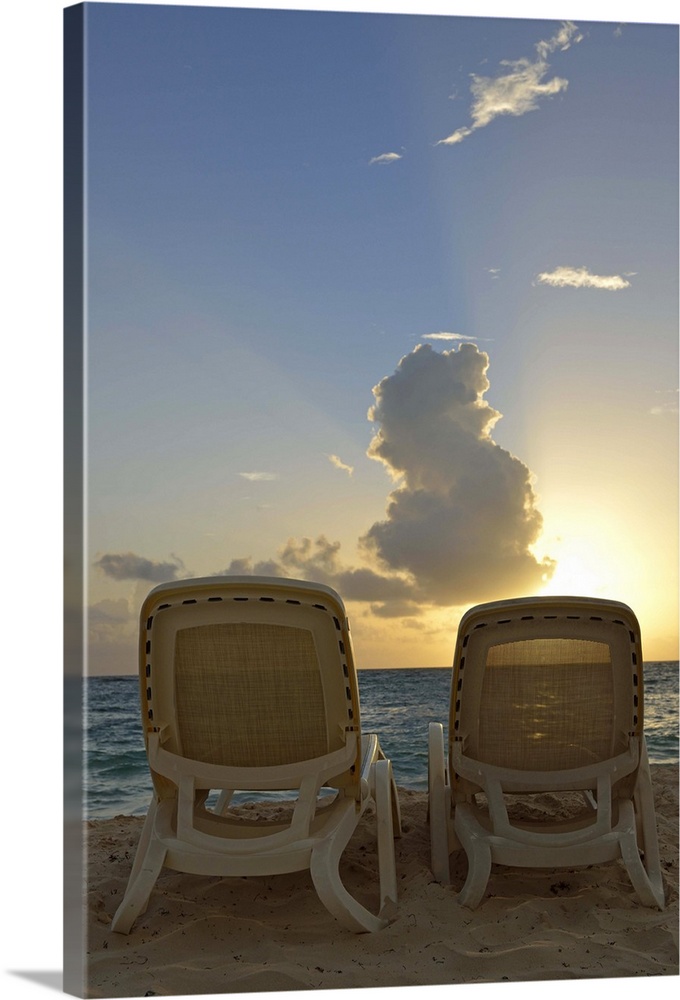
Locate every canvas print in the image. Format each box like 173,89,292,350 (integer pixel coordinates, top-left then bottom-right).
64,2,679,997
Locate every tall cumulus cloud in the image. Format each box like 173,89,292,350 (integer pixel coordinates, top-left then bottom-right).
361,344,554,604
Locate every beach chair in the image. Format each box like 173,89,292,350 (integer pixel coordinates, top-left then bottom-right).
111,576,401,934
428,596,665,909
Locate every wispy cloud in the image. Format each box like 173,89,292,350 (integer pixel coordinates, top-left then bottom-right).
437,21,582,146
650,389,679,416
487,267,501,279
421,331,473,342
368,152,403,165
536,266,632,290
327,453,354,476
535,20,584,59
238,471,279,481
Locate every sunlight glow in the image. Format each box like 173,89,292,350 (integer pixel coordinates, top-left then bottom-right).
540,545,609,598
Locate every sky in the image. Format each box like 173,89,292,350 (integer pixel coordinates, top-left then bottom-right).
76,0,678,673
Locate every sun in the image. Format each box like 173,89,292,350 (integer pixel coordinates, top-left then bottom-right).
540,548,609,598
537,533,612,600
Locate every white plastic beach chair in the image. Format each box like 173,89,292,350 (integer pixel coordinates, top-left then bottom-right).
111,576,401,934
428,596,665,909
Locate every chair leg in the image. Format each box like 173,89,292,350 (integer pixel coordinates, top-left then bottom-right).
111,828,168,934
124,798,157,885
375,738,402,837
632,741,665,907
390,766,403,837
454,806,492,909
618,798,665,909
310,796,392,933
214,788,234,815
373,758,398,919
428,723,453,884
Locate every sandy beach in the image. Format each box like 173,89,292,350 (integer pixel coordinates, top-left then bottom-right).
83,764,678,998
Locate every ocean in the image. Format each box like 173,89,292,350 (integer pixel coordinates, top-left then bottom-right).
76,663,679,820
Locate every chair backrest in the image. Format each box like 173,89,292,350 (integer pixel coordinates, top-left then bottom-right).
449,596,643,784
137,576,362,792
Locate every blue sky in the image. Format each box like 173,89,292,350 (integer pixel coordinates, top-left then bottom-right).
75,1,679,671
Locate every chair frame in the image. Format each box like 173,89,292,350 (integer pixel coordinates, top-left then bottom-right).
111,576,401,934
428,596,665,909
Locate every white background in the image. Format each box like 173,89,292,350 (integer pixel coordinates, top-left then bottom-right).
2,2,676,999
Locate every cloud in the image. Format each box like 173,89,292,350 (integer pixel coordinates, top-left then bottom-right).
437,21,582,146
650,390,679,417
328,453,354,476
223,556,284,577
95,552,186,582
368,152,402,165
421,332,473,342
370,600,424,619
219,537,414,604
536,266,631,290
535,20,584,59
439,126,473,146
361,344,554,604
239,471,279,481
280,534,342,575
88,598,132,628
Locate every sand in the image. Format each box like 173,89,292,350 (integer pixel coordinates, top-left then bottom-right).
82,765,678,998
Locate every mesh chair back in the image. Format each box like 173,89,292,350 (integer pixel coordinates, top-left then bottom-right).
138,577,361,789
451,597,643,777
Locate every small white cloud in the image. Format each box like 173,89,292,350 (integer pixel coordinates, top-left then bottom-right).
422,332,474,342
238,471,279,481
437,126,472,146
327,454,354,477
369,152,403,165
487,268,501,278
536,266,631,291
